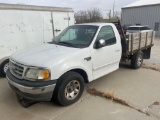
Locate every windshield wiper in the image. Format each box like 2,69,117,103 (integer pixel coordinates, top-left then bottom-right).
48,40,56,44
57,42,77,48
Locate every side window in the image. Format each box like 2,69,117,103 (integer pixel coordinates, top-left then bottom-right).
147,27,151,30
96,26,116,46
140,27,145,31
140,27,150,31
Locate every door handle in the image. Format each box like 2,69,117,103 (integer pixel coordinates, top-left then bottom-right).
84,57,91,61
55,29,61,32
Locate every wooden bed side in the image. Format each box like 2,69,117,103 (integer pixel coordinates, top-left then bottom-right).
128,31,155,54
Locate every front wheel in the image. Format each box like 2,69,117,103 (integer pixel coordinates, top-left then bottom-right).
131,51,143,69
0,59,9,76
52,71,84,106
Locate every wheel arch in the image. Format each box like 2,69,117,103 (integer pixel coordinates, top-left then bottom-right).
70,69,89,83
0,56,10,65
0,58,9,76
60,68,89,83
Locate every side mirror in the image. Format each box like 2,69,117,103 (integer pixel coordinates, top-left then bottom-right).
96,39,106,49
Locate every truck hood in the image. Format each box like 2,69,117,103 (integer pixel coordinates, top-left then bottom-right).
11,44,81,67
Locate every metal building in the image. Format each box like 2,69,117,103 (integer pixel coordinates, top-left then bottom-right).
122,0,160,37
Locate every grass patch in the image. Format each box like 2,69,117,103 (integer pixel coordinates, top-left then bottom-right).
87,88,150,116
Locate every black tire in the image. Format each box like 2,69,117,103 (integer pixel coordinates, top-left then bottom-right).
131,51,143,69
52,71,84,106
0,59,9,76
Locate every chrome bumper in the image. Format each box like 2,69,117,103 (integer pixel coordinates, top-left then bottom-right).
7,76,56,95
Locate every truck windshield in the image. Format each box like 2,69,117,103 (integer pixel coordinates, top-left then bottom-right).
53,25,99,48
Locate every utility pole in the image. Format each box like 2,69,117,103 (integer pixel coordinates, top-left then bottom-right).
109,10,111,21
113,1,115,18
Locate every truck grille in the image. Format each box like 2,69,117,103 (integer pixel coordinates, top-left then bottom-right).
9,60,24,79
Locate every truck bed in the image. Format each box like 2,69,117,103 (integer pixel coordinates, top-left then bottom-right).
127,31,155,54
112,21,155,56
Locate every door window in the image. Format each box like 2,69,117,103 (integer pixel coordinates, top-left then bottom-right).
140,27,150,31
96,26,116,46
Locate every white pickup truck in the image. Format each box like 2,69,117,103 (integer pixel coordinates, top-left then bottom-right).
6,22,155,106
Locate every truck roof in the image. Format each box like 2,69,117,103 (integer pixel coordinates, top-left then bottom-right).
128,26,146,28
0,3,73,12
75,23,114,27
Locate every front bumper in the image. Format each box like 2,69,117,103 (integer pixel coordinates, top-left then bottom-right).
6,70,57,101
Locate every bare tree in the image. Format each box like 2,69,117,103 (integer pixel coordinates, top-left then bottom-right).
75,7,102,24
113,11,121,19
87,8,102,22
75,10,88,23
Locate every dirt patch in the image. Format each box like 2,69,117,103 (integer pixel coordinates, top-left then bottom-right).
142,63,160,72
148,101,160,108
87,88,150,116
152,101,160,106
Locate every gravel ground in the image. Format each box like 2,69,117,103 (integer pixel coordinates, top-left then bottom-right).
143,38,160,71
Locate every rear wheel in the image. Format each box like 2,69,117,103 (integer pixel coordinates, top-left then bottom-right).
0,59,9,76
131,51,143,69
52,71,84,106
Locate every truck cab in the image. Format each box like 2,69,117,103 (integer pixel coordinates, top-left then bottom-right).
6,23,124,106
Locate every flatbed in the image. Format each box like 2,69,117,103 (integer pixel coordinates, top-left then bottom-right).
112,20,155,61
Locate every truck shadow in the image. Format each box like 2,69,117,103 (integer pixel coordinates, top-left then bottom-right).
0,76,3,79
0,72,6,78
119,62,132,69
0,75,5,78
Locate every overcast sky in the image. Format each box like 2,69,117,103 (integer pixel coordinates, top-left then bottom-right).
0,0,138,11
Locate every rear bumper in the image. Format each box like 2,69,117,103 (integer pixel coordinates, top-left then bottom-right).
6,70,57,101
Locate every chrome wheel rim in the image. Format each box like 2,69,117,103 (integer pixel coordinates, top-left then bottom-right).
65,80,80,100
137,55,142,66
3,63,9,73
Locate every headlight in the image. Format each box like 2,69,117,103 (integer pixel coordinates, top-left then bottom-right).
25,68,50,80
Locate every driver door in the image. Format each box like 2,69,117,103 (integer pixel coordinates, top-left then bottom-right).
91,25,121,79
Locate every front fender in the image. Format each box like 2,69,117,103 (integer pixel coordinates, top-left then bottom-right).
50,60,93,82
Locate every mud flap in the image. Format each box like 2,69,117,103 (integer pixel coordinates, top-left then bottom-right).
142,47,151,59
